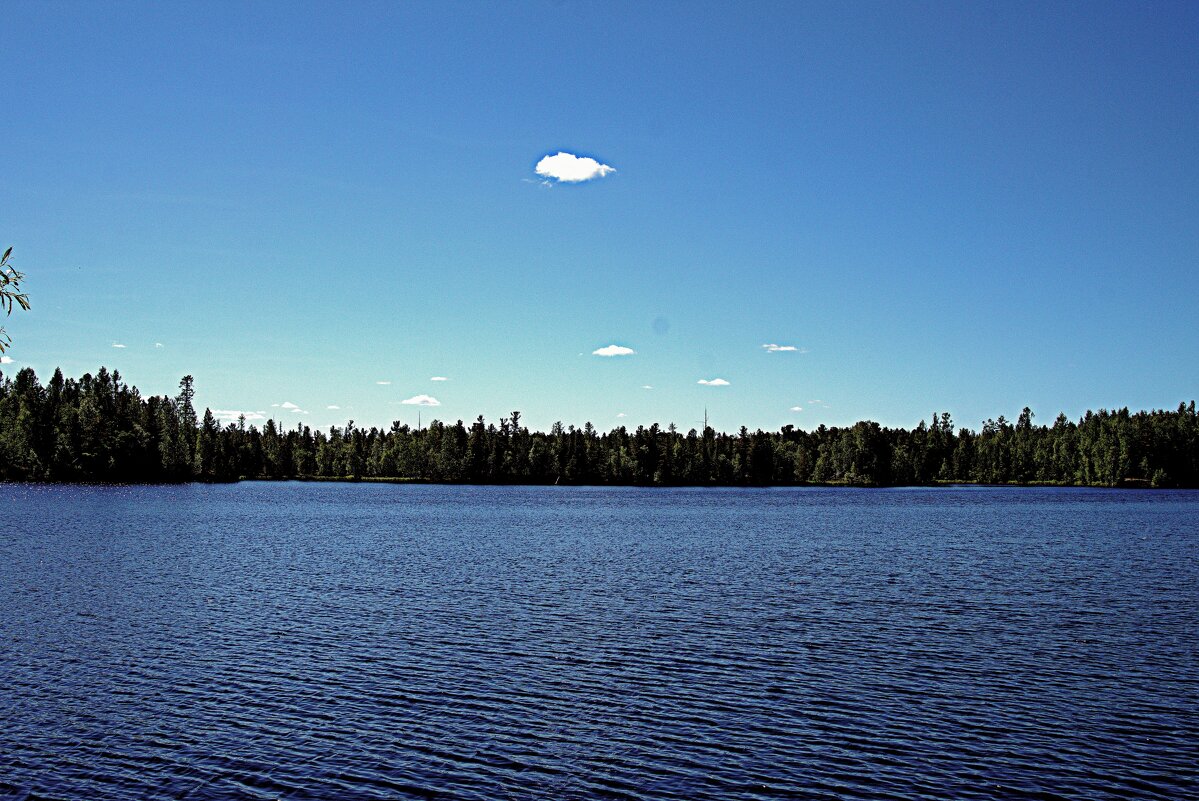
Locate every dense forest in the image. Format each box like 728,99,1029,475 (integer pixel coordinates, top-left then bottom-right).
1,366,1197,488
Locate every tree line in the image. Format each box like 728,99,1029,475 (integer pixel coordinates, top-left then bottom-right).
1,366,1197,487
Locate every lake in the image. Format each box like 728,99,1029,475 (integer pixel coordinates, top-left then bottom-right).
1,484,1196,800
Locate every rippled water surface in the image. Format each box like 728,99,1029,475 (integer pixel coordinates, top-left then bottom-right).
2,484,1197,800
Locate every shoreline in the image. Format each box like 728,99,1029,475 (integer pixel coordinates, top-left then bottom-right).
0,477,1176,490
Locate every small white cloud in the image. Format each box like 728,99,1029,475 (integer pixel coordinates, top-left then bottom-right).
326,405,341,410
616,413,627,418
641,385,653,390
808,399,823,404
154,342,164,349
275,401,309,414
698,378,730,386
535,151,616,183
762,343,799,353
112,342,126,349
593,344,635,357
376,380,392,385
0,356,13,364
430,376,449,382
790,406,804,412
213,409,267,423
401,394,441,407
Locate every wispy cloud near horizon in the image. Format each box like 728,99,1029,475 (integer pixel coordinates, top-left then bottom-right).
762,343,803,353
213,409,266,423
401,394,441,407
593,344,635,357
698,378,730,386
277,401,309,414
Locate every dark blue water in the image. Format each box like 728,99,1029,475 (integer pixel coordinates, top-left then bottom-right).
1,485,1196,800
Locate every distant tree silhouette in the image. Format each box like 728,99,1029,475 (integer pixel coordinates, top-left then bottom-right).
1,366,1197,487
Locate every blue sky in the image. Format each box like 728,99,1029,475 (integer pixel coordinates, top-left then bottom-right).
4,1,1197,433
